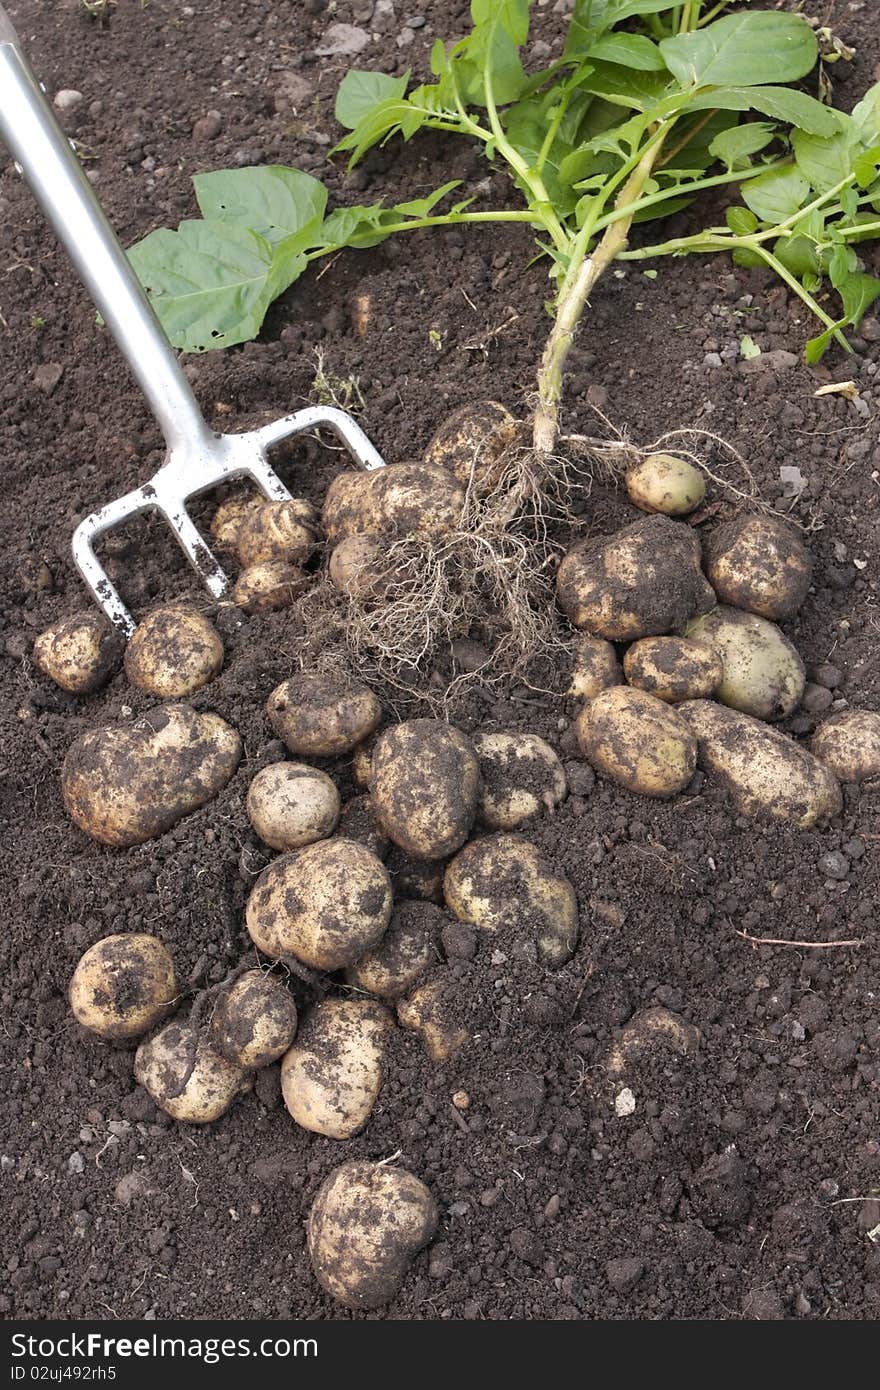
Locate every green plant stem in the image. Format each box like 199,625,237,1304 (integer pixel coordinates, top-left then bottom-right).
589,157,790,234
752,245,852,350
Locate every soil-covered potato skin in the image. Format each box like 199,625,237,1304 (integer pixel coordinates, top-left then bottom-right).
33,610,123,694
371,719,481,860
322,471,383,544
209,493,262,552
210,970,298,1070
567,634,624,700
267,671,382,757
625,452,705,516
623,636,723,703
473,730,567,829
345,901,443,999
236,498,319,568
423,399,520,492
396,972,468,1061
808,709,880,783
232,561,309,613
576,686,697,797
705,514,812,620
62,704,242,847
124,605,224,698
281,998,392,1139
246,761,340,851
606,1006,701,1077
68,933,177,1041
372,461,465,537
134,1021,252,1123
686,605,805,722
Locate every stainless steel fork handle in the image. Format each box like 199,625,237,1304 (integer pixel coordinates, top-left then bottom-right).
0,2,212,454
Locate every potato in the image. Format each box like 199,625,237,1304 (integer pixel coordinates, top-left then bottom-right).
267,671,382,757
557,515,716,640
345,901,442,999
808,709,880,783
679,699,842,827
308,1160,438,1309
567,635,623,701
322,470,382,545
210,969,297,1069
210,492,262,551
69,933,177,1041
371,720,480,860
704,513,812,620
387,847,447,904
371,462,465,538
623,637,722,703
134,1021,251,1123
686,606,804,721
62,704,241,848
576,687,697,797
33,610,122,695
423,400,519,492
473,731,567,829
281,998,391,1139
443,834,578,967
232,561,310,614
124,605,224,698
237,498,319,568
329,533,386,600
626,452,705,516
397,973,468,1062
352,732,378,789
246,837,392,970
337,795,390,859
605,1007,701,1077
246,762,340,851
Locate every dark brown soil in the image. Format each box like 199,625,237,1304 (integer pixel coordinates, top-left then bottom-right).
1,0,879,1323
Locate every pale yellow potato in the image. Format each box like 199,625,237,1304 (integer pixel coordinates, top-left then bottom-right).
473,731,567,829
371,462,465,538
808,709,880,783
352,732,378,789
33,610,122,695
567,635,623,701
307,1160,438,1309
371,719,481,860
328,532,385,599
396,974,468,1062
246,762,340,851
443,834,578,967
623,636,722,703
280,998,392,1139
134,1021,252,1123
237,498,319,568
576,686,696,797
337,794,391,859
267,671,382,757
322,470,383,545
124,605,224,698
705,513,812,620
210,492,262,551
62,704,242,848
605,1006,701,1077
210,969,297,1070
686,605,804,721
232,561,310,614
679,698,842,827
246,837,392,970
69,933,177,1041
626,453,705,516
423,400,519,493
345,901,442,999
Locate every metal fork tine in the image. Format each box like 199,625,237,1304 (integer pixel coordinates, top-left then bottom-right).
160,503,230,599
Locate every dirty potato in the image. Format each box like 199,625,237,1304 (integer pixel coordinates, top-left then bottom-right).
210,492,262,551
686,605,804,721
623,636,722,703
396,973,468,1062
423,400,520,493
134,1021,252,1123
322,470,383,545
281,998,392,1139
267,671,382,757
625,452,705,516
704,513,812,620
328,533,386,599
371,719,481,859
808,709,880,783
371,462,465,538
69,933,177,1041
567,634,624,701
473,731,567,829
352,731,379,789
246,762,340,851
33,610,123,695
124,605,224,698
210,969,297,1070
345,901,443,999
605,1006,701,1076
237,498,319,568
232,561,310,614
576,686,697,797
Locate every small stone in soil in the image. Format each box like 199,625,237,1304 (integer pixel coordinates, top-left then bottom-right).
817,851,849,881
605,1256,644,1294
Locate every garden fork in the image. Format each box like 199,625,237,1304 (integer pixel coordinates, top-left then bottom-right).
0,3,385,636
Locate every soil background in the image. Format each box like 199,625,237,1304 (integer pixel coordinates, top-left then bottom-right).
1,0,879,1322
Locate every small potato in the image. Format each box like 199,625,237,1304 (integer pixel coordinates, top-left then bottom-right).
33,610,122,695
124,605,224,698
267,671,382,757
134,1021,251,1123
69,933,177,1041
247,762,340,851
237,499,319,569
62,704,241,848
680,699,842,827
246,837,392,970
808,709,880,783
423,400,519,493
473,731,567,829
337,795,390,859
329,532,386,599
567,635,623,701
606,1007,701,1077
308,1160,438,1309
444,834,578,967
686,606,804,721
386,847,447,903
322,470,383,545
396,973,468,1062
232,561,310,614
281,998,391,1139
371,720,481,860
576,687,697,797
623,637,722,703
210,492,262,551
345,901,442,999
704,513,812,620
210,969,297,1069
557,515,716,640
626,452,705,516
371,462,465,538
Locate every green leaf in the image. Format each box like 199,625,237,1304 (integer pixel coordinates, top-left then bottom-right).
804,324,842,364
773,234,820,279
854,144,880,189
792,127,858,192
709,122,777,171
193,166,327,248
852,82,880,146
742,165,810,223
333,97,428,166
390,180,463,217
572,61,668,111
839,270,880,325
660,12,818,89
470,0,529,45
565,1,679,57
588,34,665,71
334,70,410,129
726,206,758,236
686,86,843,137
740,334,761,359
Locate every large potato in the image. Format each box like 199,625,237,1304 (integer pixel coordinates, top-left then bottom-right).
237,498,319,568
322,471,383,545
423,400,519,493
808,710,880,783
246,837,392,970
567,635,623,701
623,637,722,703
680,699,842,827
69,933,177,1041
626,453,705,516
281,998,391,1139
557,515,715,640
686,606,804,721
444,834,578,967
371,719,481,860
124,605,224,698
267,671,382,757
62,704,241,848
371,462,465,538
576,687,696,797
396,973,468,1062
345,901,442,999
308,1160,438,1308
232,561,309,614
210,969,298,1069
473,731,567,829
704,514,812,620
33,611,122,694
134,1021,251,1123
246,762,340,851
329,533,388,600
